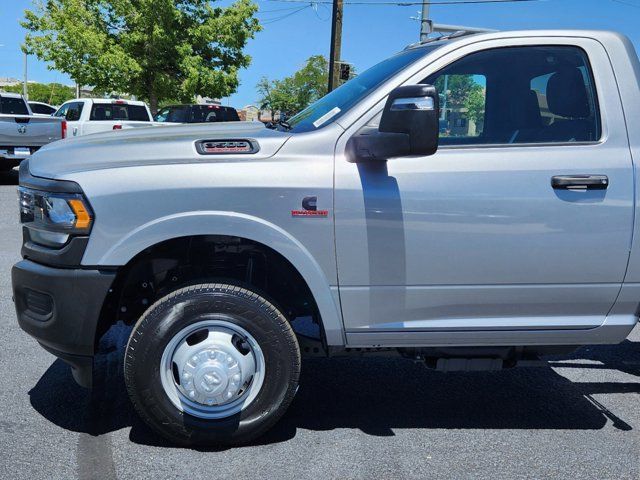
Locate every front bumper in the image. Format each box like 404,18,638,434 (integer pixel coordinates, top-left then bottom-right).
0,157,22,169
0,147,37,166
12,259,116,388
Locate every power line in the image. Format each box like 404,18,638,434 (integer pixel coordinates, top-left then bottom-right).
610,0,640,7
312,2,333,20
260,5,312,24
258,5,315,13
266,0,543,5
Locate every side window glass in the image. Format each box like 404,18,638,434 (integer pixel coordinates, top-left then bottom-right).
55,104,69,118
530,73,555,127
170,107,189,123
423,46,601,146
155,108,169,122
530,65,600,138
65,102,83,121
434,74,486,142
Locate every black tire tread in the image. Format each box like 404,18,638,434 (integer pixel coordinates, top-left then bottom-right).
123,282,301,446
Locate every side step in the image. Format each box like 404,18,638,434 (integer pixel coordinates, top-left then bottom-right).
428,356,547,372
434,357,504,372
297,336,552,371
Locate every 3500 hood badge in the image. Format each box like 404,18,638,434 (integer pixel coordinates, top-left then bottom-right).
292,196,328,217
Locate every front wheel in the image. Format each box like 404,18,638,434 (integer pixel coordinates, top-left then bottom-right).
124,283,301,446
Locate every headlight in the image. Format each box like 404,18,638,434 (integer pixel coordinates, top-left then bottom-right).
18,187,93,248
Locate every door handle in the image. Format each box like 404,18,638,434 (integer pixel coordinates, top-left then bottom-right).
551,175,608,190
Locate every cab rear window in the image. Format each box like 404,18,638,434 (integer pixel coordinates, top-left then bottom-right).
155,105,240,123
1,97,29,115
191,106,240,122
90,104,150,121
155,106,189,123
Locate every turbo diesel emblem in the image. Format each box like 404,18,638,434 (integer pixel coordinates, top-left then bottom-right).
292,196,328,217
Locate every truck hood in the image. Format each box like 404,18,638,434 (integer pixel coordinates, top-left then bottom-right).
28,121,292,179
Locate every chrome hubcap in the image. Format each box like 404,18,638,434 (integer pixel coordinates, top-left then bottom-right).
160,319,265,419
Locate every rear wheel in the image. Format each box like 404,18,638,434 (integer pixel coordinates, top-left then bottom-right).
124,283,301,446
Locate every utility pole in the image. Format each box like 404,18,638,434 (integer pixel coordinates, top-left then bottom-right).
440,74,448,120
23,52,28,100
420,0,431,42
327,0,343,92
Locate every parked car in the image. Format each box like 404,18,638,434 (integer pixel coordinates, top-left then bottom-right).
28,101,57,116
12,30,640,446
54,98,154,137
154,104,240,124
0,92,65,171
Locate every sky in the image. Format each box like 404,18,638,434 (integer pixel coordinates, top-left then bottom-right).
1,0,639,107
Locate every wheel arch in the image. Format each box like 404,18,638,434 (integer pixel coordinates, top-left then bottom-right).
91,211,344,346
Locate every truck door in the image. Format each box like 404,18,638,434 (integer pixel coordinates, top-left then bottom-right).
62,101,84,137
334,39,634,344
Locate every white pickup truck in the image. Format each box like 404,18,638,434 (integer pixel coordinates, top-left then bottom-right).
53,98,155,137
0,92,66,171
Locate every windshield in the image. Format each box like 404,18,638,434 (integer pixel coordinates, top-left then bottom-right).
287,45,440,133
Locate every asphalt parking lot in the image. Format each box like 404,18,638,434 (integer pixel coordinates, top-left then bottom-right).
0,168,638,480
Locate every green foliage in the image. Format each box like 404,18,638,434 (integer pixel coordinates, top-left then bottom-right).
435,74,485,123
257,55,328,118
3,82,75,106
22,0,261,112
435,74,479,107
464,87,485,124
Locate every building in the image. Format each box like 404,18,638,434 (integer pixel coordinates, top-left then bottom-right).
444,108,484,137
195,95,222,105
256,109,283,124
0,77,20,87
238,105,260,122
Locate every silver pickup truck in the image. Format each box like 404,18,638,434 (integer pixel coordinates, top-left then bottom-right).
11,30,640,446
0,92,65,171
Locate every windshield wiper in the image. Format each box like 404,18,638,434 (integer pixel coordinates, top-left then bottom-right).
265,120,292,131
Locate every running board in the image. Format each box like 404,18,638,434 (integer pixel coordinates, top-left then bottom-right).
426,356,547,372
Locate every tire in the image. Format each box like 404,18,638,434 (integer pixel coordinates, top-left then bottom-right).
124,283,301,446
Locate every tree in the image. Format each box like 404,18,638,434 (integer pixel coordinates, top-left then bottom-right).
434,73,485,130
256,76,276,120
22,0,261,113
257,55,328,118
463,87,485,124
3,82,75,105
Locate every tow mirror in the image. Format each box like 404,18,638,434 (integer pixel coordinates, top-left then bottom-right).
347,84,439,163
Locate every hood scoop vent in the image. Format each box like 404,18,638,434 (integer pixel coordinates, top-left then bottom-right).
195,139,259,155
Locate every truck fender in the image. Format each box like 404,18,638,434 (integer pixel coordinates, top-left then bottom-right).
92,211,345,345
